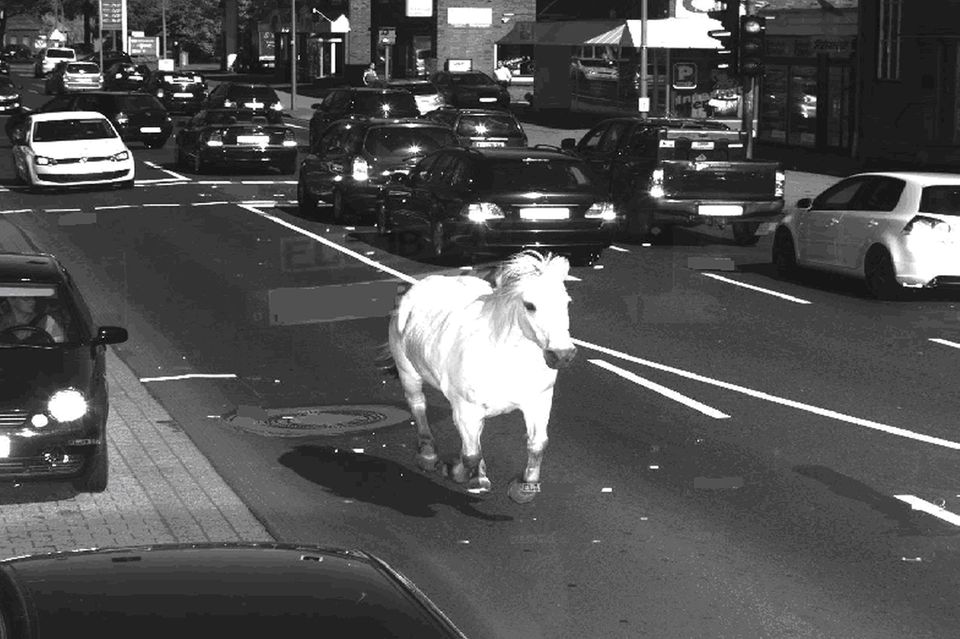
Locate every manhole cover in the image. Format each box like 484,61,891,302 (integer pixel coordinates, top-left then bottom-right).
224,404,411,438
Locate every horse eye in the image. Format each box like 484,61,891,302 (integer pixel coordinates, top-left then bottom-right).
523,301,536,312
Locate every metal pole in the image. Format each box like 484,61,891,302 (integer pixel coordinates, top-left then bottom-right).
161,0,166,63
98,0,103,72
743,0,756,158
640,0,647,118
291,0,297,111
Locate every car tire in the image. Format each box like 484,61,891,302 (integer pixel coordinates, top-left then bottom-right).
332,189,350,224
145,136,168,150
73,440,108,493
732,221,761,246
772,227,798,279
864,246,903,301
297,179,318,217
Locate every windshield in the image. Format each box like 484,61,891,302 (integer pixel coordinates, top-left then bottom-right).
487,158,598,191
363,127,457,159
47,49,74,59
390,83,438,96
0,284,81,346
33,118,117,142
456,114,522,137
227,86,279,102
118,94,165,110
449,73,496,86
355,93,419,117
919,186,960,215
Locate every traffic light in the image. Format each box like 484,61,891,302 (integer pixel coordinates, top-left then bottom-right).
738,15,766,76
707,1,742,73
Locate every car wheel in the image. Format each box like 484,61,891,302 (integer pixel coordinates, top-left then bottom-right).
145,136,168,150
192,151,205,175
332,189,349,223
732,221,761,246
73,440,108,493
297,179,318,217
772,228,798,279
864,246,903,300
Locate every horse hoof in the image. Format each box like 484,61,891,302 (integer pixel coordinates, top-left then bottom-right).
415,453,439,473
507,478,540,504
467,476,492,494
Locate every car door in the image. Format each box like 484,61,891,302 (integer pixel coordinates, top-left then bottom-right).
835,176,906,271
302,121,354,199
407,152,457,233
798,176,873,266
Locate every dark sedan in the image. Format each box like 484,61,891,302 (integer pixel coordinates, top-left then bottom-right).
204,82,283,116
298,117,458,224
379,146,618,265
0,76,21,114
0,252,128,493
103,61,149,91
144,70,207,115
0,543,469,638
175,109,298,174
69,91,173,148
308,87,421,149
430,70,510,109
424,106,527,148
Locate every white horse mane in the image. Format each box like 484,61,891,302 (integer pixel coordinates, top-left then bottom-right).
485,250,570,342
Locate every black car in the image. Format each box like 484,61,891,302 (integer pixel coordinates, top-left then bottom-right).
379,146,618,265
0,76,21,115
308,87,420,149
0,252,128,493
175,109,298,175
370,78,444,114
103,61,149,91
4,94,76,142
45,91,173,148
0,543,469,638
144,70,207,114
423,107,527,148
204,82,283,116
81,50,132,68
0,56,8,76
429,71,510,110
298,117,458,224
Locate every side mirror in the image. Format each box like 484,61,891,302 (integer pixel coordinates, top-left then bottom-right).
94,326,128,345
560,138,576,151
796,198,812,209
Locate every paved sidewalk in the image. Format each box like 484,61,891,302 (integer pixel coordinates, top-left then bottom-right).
0,218,273,558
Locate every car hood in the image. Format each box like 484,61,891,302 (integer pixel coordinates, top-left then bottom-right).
0,345,95,407
0,543,465,637
30,138,127,158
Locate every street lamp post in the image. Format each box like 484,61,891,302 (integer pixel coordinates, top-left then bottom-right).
161,0,167,64
291,0,297,111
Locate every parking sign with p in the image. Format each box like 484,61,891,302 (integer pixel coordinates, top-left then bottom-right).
673,62,698,90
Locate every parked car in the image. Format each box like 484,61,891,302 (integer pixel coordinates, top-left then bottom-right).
378,146,618,265
423,107,527,148
0,542,469,637
372,78,444,115
45,61,103,94
429,70,510,109
34,47,76,77
308,87,421,149
0,76,21,114
298,117,458,224
561,117,785,245
11,111,135,191
175,109,298,175
773,172,960,300
0,252,128,492
2,43,32,62
144,70,208,114
203,82,283,115
103,61,149,91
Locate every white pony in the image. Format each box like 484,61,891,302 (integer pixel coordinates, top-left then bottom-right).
387,250,577,504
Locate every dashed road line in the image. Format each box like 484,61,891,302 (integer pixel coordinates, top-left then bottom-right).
701,272,813,304
929,337,960,350
895,495,960,526
608,245,630,253
140,373,239,382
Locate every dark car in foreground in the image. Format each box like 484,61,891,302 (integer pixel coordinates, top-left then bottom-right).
424,106,527,148
0,76,21,114
429,70,510,109
379,146,618,264
0,543,469,638
0,252,128,493
175,109,298,174
298,117,458,223
308,87,421,149
144,70,207,114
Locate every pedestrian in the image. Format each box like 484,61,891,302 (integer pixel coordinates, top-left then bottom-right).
363,63,378,86
494,61,513,86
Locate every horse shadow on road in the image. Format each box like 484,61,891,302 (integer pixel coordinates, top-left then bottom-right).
279,445,512,522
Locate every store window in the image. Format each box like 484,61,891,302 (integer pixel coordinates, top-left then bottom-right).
758,64,817,148
877,0,902,80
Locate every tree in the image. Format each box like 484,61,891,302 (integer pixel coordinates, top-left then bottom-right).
128,0,222,60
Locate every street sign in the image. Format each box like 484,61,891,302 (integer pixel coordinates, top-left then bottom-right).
128,36,157,57
637,96,650,113
101,0,122,29
672,62,698,90
379,28,396,46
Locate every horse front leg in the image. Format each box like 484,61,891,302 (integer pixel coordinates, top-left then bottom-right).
395,366,439,473
508,393,552,504
444,402,491,494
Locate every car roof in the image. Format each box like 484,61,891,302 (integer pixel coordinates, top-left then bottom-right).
346,87,412,95
849,172,960,186
360,117,449,128
597,116,728,129
460,147,578,161
0,253,64,284
30,110,107,122
445,108,516,116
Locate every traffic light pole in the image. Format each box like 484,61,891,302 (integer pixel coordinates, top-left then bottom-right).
742,0,756,159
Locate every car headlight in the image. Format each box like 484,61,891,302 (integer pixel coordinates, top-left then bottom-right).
35,156,55,166
223,99,235,108
48,389,88,422
585,201,617,220
111,150,129,161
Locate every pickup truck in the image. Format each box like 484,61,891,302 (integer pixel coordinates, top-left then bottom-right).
561,117,785,245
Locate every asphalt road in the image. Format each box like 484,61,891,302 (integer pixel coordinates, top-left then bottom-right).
4,66,960,638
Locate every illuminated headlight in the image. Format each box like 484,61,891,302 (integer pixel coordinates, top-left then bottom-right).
352,157,369,181
156,89,165,98
271,102,283,111
585,201,617,220
775,170,785,198
115,73,122,79
163,75,173,82
462,202,505,222
111,150,129,161
282,139,298,147
116,113,129,125
35,156,55,166
193,76,202,83
48,389,88,423
650,168,665,199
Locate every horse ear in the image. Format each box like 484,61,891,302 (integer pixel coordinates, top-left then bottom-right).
548,255,570,280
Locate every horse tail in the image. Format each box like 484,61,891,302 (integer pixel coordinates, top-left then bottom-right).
375,338,398,378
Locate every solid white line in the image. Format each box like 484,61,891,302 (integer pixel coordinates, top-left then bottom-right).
565,275,582,282
46,208,81,213
191,201,230,206
94,205,135,210
135,177,189,184
162,169,190,180
140,373,238,382
929,338,960,350
701,273,813,304
197,180,230,185
608,245,630,253
572,337,960,450
895,495,960,526
589,358,730,419
0,209,33,215
143,161,160,168
142,203,179,208
239,200,278,206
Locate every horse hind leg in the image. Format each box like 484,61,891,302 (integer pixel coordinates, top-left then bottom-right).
395,365,439,473
444,403,491,494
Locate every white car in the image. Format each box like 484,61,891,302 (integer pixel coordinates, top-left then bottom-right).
772,171,960,299
11,111,135,191
34,47,77,77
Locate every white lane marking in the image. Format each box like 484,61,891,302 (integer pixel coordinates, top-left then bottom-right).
609,245,630,252
135,181,189,188
142,203,179,208
140,373,239,382
929,338,960,350
573,337,960,450
143,161,161,169
286,123,307,130
135,177,189,184
240,200,279,206
240,180,298,185
701,272,813,305
895,495,960,526
197,180,231,185
0,209,33,215
566,275,581,282
162,169,190,180
46,208,81,213
589,358,730,419
191,201,230,207
94,205,135,210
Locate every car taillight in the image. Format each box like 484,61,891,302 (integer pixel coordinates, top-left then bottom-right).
223,99,236,108
115,73,122,79
775,170,785,198
271,102,284,112
205,131,224,147
156,88,164,97
585,202,617,220
461,202,505,222
116,112,129,125
903,215,951,241
282,130,297,147
352,157,369,181
650,168,665,198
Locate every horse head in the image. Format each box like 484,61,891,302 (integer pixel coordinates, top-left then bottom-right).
494,250,578,369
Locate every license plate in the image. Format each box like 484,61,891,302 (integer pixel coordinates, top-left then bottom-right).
474,141,504,148
237,135,269,145
698,204,743,216
140,126,162,133
520,207,569,220
130,74,142,79
479,97,497,102
0,436,10,458
244,101,264,109
173,92,193,98
691,141,715,149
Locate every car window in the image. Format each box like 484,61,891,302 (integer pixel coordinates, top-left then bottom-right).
362,126,458,160
599,121,630,153
625,129,656,158
392,82,437,96
315,122,351,153
446,158,474,187
858,177,905,212
410,152,440,184
354,92,418,117
456,114,522,137
578,123,610,151
227,86,279,101
811,177,873,211
450,73,495,86
33,117,117,142
118,94,165,110
919,185,960,216
46,49,75,59
485,157,597,191
65,63,98,74
0,284,83,345
425,153,456,184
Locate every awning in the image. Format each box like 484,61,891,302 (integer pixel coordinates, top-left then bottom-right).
496,20,623,47
623,18,722,49
585,25,626,46
497,18,722,50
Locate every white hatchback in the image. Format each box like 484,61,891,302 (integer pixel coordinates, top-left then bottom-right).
11,111,135,191
772,171,960,299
